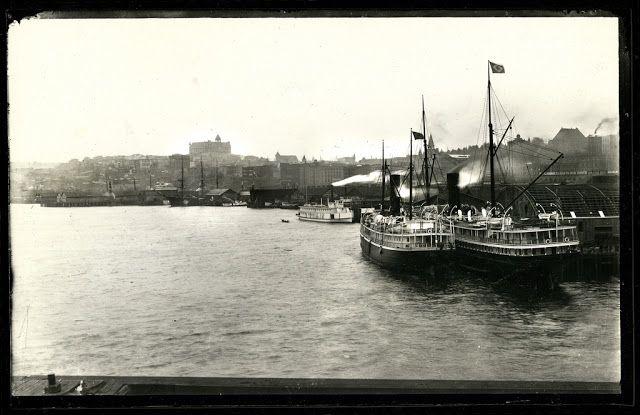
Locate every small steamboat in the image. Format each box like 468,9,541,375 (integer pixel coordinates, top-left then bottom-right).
297,199,353,223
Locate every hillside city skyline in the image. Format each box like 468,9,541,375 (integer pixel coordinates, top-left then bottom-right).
10,120,619,167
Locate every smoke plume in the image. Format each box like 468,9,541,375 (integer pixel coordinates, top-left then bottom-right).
331,169,408,187
594,117,617,135
456,158,485,189
332,170,382,187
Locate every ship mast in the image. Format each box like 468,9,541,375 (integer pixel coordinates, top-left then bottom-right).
422,95,429,201
488,61,496,207
180,156,184,196
215,160,219,188
199,159,206,190
381,140,385,211
409,129,413,220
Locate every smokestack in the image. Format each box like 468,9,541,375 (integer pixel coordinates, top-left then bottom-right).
389,174,401,215
447,172,460,208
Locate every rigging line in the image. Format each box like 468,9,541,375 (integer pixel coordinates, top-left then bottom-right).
491,83,512,124
507,147,555,160
434,155,446,189
479,143,491,184
519,140,562,156
505,143,552,157
472,92,488,165
515,143,556,157
506,146,549,158
495,154,508,184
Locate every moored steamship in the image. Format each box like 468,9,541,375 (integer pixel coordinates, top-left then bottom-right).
447,61,581,282
360,205,455,268
449,209,580,275
360,97,455,270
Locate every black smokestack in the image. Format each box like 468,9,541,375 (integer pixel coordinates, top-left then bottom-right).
447,172,460,208
449,163,466,174
389,174,401,215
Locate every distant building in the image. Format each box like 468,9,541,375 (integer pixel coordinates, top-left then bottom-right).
548,128,587,154
189,135,234,167
337,154,356,164
299,162,346,187
279,163,302,188
242,164,280,188
427,135,435,151
242,155,270,166
275,152,299,164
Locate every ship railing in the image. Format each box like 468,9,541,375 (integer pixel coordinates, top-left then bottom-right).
456,234,579,245
361,227,454,248
362,223,453,237
370,229,453,237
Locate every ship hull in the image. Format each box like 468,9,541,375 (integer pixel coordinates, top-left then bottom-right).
454,242,580,290
167,197,207,207
359,234,454,272
299,216,353,223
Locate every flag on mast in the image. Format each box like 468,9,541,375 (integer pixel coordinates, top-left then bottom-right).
412,131,425,140
489,61,505,73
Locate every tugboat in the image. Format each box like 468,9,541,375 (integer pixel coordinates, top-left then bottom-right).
360,98,455,272
446,61,580,287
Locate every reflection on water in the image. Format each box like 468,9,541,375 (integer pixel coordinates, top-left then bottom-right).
10,205,620,381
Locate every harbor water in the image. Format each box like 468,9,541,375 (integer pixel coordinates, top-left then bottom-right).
10,204,620,381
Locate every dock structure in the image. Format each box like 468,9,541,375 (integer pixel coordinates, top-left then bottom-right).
35,190,166,207
11,375,620,396
247,186,298,208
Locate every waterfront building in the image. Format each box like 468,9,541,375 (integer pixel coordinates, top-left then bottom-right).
299,161,346,187
205,188,239,205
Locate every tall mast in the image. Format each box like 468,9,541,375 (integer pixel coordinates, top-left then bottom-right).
409,130,413,220
215,161,219,188
180,156,184,196
200,159,205,190
422,95,429,201
488,61,496,207
381,140,385,210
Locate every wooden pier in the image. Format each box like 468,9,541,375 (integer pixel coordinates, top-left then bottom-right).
11,375,620,396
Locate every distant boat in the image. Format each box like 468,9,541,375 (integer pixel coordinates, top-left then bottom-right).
280,201,299,209
298,198,353,223
281,219,290,223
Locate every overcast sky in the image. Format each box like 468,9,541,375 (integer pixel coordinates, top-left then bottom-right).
8,17,618,164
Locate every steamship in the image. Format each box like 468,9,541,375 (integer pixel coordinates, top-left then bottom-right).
445,61,580,280
360,97,455,269
298,198,353,223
